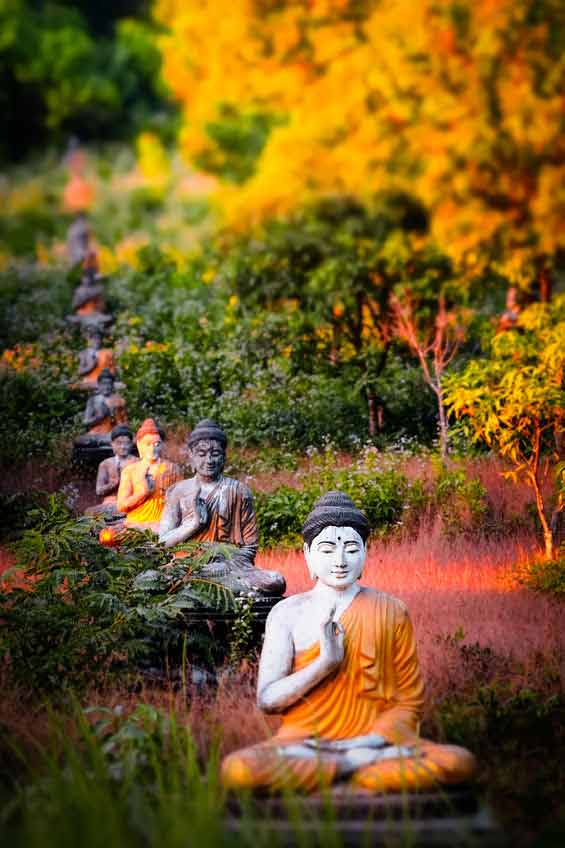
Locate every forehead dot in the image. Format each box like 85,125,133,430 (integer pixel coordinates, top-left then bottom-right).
337,535,341,540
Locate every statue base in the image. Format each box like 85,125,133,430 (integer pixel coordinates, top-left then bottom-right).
226,786,501,846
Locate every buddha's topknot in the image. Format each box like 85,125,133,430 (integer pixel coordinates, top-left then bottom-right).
187,419,227,450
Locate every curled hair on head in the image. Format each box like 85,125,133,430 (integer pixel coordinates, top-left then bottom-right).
302,491,370,547
110,424,132,441
187,419,227,450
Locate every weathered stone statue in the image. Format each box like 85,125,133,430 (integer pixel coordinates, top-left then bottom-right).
85,425,137,517
159,419,285,597
117,418,181,531
67,213,92,266
82,369,128,439
68,253,112,329
74,326,115,390
222,491,476,793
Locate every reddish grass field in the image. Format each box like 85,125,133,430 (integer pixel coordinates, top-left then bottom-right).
2,453,562,765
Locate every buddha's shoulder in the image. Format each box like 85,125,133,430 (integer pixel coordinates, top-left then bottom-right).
265,592,314,627
359,587,410,617
221,477,254,498
164,477,192,499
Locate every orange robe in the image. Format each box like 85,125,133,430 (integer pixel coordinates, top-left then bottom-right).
222,589,476,793
79,349,115,388
122,461,182,530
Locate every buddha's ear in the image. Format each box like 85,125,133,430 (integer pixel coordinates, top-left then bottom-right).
358,540,368,578
303,542,317,581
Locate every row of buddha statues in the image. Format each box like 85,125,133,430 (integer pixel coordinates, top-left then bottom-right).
62,243,477,798
87,417,287,598
68,251,129,463
82,418,477,793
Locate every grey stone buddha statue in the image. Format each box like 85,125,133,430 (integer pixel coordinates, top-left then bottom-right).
158,419,285,598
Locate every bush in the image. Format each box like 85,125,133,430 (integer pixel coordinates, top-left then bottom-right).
432,467,490,537
255,452,411,547
0,497,243,693
517,551,565,597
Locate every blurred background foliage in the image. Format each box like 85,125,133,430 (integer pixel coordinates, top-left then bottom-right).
0,0,176,162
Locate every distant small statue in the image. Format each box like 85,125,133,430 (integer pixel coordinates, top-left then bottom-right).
73,325,115,390
84,425,138,518
68,252,112,330
73,369,128,466
158,419,286,597
82,369,128,438
67,213,92,267
222,492,477,794
117,418,182,532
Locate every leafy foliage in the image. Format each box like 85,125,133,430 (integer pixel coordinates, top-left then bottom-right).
0,497,241,693
445,296,565,557
516,550,565,597
157,0,565,275
255,449,412,547
0,2,174,161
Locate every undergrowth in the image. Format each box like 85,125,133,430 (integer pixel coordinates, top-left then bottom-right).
0,495,248,693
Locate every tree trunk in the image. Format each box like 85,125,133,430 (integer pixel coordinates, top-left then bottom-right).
530,469,554,560
368,393,377,438
436,386,449,461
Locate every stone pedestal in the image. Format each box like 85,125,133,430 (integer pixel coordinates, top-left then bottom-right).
225,787,501,846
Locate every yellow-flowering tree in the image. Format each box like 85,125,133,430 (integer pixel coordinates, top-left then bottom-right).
155,0,564,277
444,296,565,559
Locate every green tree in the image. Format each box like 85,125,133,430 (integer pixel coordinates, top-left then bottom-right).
444,296,565,558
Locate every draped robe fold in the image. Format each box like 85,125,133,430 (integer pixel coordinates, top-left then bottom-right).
121,461,182,529
222,589,476,793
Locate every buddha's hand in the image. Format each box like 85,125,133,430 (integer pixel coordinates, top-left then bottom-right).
179,486,206,536
319,606,345,673
144,469,155,494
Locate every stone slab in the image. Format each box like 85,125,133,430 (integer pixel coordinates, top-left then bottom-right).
225,788,503,847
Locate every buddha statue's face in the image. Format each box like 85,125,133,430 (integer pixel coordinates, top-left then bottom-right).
112,435,132,459
99,376,114,397
189,439,225,482
304,525,366,590
138,434,163,464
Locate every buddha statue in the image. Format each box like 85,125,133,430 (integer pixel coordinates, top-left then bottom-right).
117,418,182,532
222,492,476,794
74,326,115,390
68,252,112,329
67,213,92,267
158,419,285,597
85,425,138,517
82,369,128,439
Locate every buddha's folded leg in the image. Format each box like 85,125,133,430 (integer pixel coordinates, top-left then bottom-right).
351,741,477,793
221,742,337,793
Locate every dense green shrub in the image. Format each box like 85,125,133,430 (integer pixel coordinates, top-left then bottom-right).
517,551,565,597
0,268,73,348
0,362,83,466
0,497,242,693
0,3,174,161
433,467,490,537
255,456,410,547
